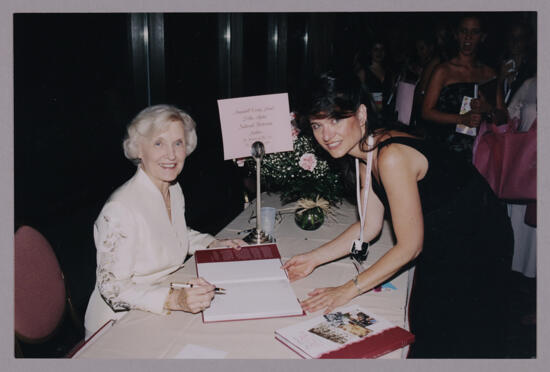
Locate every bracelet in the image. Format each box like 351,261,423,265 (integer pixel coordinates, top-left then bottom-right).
352,275,363,295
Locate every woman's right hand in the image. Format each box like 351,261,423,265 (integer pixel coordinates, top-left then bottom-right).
164,277,215,313
282,252,318,282
459,111,482,128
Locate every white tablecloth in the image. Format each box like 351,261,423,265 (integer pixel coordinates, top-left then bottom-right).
75,193,412,359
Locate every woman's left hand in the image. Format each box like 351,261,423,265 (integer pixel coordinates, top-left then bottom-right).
207,238,246,250
300,283,358,314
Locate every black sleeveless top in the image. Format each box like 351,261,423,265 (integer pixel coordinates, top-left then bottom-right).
367,136,513,358
370,136,477,216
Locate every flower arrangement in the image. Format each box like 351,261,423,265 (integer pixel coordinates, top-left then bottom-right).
246,117,346,207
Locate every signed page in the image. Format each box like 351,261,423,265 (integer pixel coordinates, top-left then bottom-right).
217,93,293,160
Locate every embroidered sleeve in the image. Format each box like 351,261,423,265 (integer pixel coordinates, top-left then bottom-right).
94,201,169,314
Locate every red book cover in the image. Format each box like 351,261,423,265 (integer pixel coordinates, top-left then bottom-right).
319,326,414,358
194,243,280,264
275,305,414,359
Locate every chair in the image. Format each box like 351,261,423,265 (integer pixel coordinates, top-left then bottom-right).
14,225,84,357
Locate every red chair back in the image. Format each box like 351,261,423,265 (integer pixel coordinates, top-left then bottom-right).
14,226,66,341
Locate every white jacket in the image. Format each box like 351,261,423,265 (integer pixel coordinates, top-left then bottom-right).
84,168,215,336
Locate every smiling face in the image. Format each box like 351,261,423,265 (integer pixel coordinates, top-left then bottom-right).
456,17,484,56
138,120,186,191
309,104,366,159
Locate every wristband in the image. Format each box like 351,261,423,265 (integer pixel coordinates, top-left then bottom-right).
352,275,363,295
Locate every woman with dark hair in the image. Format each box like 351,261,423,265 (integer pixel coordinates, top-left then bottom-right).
354,39,396,119
283,71,512,358
421,13,506,161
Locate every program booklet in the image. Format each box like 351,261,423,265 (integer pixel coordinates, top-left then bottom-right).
456,96,477,136
275,305,414,359
194,244,304,323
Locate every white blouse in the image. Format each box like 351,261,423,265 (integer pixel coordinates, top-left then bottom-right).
84,168,215,336
507,76,537,132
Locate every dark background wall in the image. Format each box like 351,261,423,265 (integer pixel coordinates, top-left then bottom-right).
13,11,535,328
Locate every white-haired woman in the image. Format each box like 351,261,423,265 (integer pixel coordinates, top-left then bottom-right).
84,104,244,338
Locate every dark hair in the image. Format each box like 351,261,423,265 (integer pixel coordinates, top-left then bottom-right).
300,71,365,121
297,71,417,204
298,71,414,149
454,12,487,33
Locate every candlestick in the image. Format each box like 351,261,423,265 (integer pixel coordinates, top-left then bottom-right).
244,141,273,244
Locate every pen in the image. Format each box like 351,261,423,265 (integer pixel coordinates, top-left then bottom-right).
170,282,226,293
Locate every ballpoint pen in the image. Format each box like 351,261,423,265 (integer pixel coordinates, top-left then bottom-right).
170,282,226,294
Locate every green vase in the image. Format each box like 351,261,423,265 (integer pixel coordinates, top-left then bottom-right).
294,207,325,230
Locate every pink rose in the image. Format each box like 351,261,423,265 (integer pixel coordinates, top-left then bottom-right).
299,153,317,172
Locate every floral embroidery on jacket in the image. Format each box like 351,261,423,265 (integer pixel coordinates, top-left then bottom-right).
96,214,133,311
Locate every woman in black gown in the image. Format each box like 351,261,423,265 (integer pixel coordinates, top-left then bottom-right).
354,39,396,120
421,13,506,162
283,71,512,358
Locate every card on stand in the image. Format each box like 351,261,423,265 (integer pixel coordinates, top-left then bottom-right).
217,93,294,160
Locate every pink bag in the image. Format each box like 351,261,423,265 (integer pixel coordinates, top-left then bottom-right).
472,118,536,200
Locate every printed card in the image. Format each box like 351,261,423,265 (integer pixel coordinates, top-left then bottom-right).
456,96,477,136
217,93,294,160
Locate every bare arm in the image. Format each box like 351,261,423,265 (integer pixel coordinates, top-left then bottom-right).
422,65,459,125
417,57,440,96
282,162,385,281
300,144,424,313
413,57,439,111
350,145,424,290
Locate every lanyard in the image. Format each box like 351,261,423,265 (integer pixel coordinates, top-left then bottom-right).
355,135,374,246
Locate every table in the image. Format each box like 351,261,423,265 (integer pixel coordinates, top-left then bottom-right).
74,193,412,359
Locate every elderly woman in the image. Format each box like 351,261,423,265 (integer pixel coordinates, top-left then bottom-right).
84,104,244,338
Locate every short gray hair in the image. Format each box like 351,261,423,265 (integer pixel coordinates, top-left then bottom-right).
123,104,198,165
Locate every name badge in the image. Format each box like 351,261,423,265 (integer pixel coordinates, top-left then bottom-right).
350,239,369,264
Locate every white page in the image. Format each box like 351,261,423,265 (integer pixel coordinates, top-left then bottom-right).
197,258,287,284
203,279,303,322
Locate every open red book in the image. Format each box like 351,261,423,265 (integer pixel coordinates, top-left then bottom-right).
194,243,304,323
275,305,414,358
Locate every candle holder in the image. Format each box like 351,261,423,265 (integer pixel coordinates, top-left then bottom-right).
244,141,274,244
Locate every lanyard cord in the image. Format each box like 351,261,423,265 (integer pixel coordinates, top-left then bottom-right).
355,135,374,244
